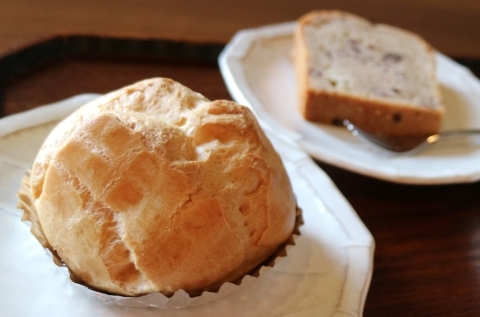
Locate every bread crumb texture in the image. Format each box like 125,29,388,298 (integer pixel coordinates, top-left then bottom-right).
294,10,444,136
30,78,296,296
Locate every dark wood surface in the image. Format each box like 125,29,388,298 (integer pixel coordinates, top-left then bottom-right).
2,1,480,316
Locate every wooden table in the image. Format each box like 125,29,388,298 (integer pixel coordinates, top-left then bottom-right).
2,1,480,316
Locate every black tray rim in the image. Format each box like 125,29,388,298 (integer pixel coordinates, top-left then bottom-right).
0,35,226,84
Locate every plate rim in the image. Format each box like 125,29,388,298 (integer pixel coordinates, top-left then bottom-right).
0,95,374,316
218,21,480,185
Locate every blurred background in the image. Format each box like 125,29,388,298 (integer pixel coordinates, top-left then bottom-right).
2,0,479,117
2,0,480,57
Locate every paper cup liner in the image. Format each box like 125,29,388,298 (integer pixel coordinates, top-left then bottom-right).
17,172,302,308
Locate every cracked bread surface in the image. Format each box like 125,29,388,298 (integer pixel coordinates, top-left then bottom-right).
294,10,444,136
30,78,296,296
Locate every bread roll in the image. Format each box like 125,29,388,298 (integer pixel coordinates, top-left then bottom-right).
294,10,444,136
30,78,296,296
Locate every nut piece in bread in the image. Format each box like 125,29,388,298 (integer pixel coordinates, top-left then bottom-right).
30,78,296,296
294,10,444,136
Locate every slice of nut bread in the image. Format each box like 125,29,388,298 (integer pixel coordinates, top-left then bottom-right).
294,10,444,136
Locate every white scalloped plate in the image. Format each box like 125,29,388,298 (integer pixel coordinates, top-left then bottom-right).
219,22,480,185
0,95,373,316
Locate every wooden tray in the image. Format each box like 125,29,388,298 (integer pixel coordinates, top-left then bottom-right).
0,36,229,117
1,35,479,117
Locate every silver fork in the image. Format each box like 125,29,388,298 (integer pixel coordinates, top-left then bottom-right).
343,120,480,154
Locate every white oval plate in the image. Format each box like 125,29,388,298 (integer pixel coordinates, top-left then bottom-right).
0,95,373,316
219,22,480,185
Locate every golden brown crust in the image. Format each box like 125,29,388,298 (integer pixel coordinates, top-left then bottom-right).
303,90,443,136
293,16,310,119
294,10,444,136
31,78,296,296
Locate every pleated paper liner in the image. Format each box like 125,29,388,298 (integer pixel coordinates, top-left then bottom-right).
17,172,302,308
